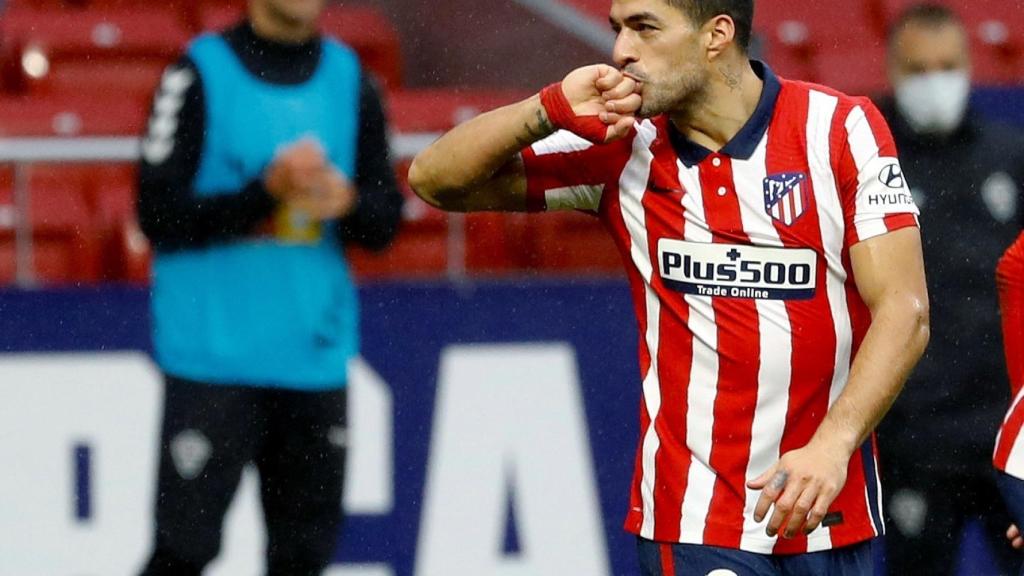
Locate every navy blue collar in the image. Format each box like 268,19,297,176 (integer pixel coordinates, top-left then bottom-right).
668,61,781,167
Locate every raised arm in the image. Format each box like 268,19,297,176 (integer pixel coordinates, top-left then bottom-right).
407,65,641,212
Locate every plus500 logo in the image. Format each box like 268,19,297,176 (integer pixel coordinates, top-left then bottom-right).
657,239,817,300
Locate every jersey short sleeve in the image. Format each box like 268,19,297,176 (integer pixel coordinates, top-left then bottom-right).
836,99,920,247
521,129,625,214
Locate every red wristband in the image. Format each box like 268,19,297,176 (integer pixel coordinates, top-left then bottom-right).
539,82,610,144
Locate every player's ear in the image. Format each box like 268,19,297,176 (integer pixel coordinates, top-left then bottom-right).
704,14,736,60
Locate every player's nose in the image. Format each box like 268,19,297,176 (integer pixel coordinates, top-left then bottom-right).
612,30,638,69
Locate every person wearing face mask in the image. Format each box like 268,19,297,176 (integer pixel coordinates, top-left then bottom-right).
874,4,1024,574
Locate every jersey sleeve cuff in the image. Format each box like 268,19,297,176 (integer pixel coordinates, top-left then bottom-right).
846,213,919,246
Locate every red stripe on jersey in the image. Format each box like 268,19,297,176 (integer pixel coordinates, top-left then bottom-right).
698,154,761,549
856,98,899,157
521,148,589,211
836,141,863,246
602,169,656,535
823,256,880,543
522,138,632,212
765,85,834,554
645,130,694,541
995,397,1024,471
660,543,676,575
882,213,918,234
832,446,876,546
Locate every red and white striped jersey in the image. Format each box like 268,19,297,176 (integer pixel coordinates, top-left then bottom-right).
994,232,1024,478
522,63,919,555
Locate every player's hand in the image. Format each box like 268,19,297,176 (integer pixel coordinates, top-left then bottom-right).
542,64,641,143
563,64,641,118
264,138,327,200
1008,524,1024,550
287,166,358,222
747,438,851,539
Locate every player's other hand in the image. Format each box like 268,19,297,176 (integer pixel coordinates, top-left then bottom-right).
264,138,328,200
1008,524,1024,550
288,166,358,222
747,439,851,539
544,64,641,143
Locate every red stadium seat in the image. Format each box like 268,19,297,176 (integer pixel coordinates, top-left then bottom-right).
0,7,189,61
465,212,532,274
104,215,150,283
0,183,101,284
347,223,449,279
0,6,187,101
387,88,532,133
320,6,403,89
529,212,622,274
91,179,150,283
878,0,1024,86
37,60,166,107
755,0,883,93
557,0,608,21
813,43,889,96
0,94,147,136
349,155,449,279
755,0,881,53
196,3,244,33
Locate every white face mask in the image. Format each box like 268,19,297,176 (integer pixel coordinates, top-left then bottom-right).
894,70,971,136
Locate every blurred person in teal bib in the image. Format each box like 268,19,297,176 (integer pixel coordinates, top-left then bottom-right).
136,0,402,573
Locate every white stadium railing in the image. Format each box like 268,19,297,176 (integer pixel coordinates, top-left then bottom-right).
0,132,451,287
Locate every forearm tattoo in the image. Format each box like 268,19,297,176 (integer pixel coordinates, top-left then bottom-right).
518,107,555,147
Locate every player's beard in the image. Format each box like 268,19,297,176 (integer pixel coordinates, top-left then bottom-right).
636,63,710,118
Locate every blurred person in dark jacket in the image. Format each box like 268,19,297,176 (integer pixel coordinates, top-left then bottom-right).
875,4,1024,574
135,0,403,574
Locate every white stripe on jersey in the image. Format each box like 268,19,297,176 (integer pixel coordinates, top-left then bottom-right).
872,448,886,536
676,159,719,543
731,131,790,552
545,184,604,211
1003,388,1024,476
843,106,888,241
531,129,595,156
805,90,850,548
618,121,660,539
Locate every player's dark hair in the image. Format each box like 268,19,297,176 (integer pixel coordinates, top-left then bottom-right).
666,0,755,53
888,3,964,45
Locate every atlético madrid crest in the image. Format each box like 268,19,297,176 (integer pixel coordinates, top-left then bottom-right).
763,172,810,226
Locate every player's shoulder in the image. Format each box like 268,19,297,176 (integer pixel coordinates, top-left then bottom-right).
776,75,881,118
